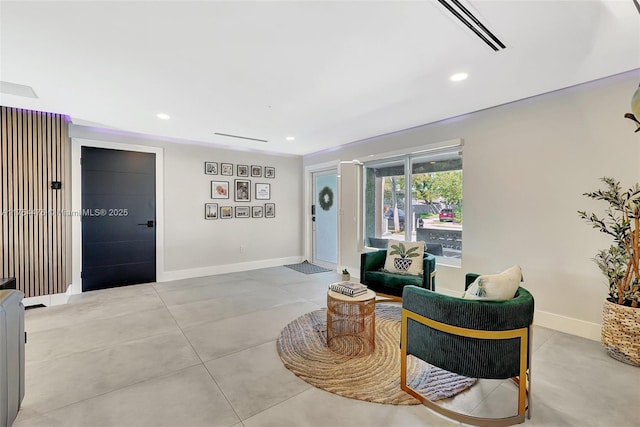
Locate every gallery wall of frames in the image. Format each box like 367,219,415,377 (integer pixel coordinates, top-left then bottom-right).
203,162,276,220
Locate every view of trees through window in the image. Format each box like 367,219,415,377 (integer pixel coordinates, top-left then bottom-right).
365,149,462,261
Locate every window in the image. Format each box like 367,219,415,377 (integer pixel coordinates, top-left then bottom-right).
364,146,462,263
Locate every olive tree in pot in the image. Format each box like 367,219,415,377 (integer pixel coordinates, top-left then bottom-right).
579,177,640,366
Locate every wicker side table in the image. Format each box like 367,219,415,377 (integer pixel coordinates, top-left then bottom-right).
326,288,376,357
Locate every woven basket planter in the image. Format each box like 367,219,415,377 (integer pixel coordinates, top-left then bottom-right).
601,299,640,366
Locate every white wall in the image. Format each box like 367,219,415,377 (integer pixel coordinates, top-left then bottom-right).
69,126,304,284
304,70,640,340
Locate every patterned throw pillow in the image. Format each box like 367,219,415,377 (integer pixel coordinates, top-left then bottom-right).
383,239,425,276
463,265,523,301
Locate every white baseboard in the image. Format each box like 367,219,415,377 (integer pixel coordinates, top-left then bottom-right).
23,284,75,307
159,256,305,282
534,310,601,342
23,257,306,305
436,286,601,342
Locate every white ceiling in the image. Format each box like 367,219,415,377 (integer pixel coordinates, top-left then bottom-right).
1,1,639,156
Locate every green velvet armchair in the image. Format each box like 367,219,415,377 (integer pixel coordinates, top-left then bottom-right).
360,250,436,301
400,273,534,426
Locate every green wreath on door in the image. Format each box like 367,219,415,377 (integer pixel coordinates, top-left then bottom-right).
318,186,334,211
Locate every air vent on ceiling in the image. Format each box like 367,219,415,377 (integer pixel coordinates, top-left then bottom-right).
438,0,506,52
214,132,268,143
0,81,38,98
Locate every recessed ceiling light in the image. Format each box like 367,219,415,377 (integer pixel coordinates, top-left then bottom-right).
450,72,468,82
286,136,295,141
156,113,171,120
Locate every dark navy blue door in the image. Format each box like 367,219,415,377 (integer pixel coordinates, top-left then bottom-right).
81,147,156,292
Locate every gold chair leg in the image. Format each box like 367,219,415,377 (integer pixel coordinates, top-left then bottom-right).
400,309,530,427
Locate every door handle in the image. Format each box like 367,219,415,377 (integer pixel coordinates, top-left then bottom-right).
137,220,154,227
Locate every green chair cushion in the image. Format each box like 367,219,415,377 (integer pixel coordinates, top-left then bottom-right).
365,271,423,297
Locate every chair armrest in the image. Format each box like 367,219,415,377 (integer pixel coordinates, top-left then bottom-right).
360,250,387,279
422,253,436,291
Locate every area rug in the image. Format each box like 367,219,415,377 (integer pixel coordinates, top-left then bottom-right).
284,260,332,274
276,304,476,405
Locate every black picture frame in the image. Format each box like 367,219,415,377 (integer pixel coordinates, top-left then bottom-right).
211,181,229,199
220,206,233,219
264,167,275,179
235,206,250,218
205,162,218,175
255,183,270,200
251,165,262,177
252,205,263,218
237,164,249,177
204,203,218,220
234,179,251,202
221,163,233,176
265,203,275,218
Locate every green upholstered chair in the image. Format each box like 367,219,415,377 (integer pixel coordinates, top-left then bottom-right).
400,273,534,426
360,250,436,301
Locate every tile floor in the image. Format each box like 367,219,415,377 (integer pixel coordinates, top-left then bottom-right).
12,267,640,427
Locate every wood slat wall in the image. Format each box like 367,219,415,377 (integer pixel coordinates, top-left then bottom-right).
1,106,70,297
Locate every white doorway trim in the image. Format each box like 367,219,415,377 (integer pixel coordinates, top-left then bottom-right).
303,161,340,269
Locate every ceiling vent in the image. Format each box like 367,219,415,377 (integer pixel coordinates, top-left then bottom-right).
438,0,506,52
214,132,268,143
0,81,38,98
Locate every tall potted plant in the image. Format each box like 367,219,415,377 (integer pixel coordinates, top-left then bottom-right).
578,177,640,366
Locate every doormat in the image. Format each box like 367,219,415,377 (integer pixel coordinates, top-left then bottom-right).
284,260,332,274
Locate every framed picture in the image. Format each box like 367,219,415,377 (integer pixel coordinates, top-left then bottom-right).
234,179,251,202
264,167,275,179
265,203,275,218
220,206,233,219
252,205,263,218
237,164,249,177
235,206,250,218
205,162,218,175
251,165,262,177
211,181,229,199
221,163,233,176
204,203,218,220
255,183,270,200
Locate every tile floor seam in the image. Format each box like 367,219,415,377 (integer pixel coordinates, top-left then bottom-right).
24,322,183,365
200,359,244,425
25,331,182,367
531,327,557,353
151,283,239,366
236,384,314,422
167,303,288,331
28,363,212,421
198,335,284,364
239,386,319,424
23,302,168,335
156,282,317,423
151,281,247,424
176,299,315,339
464,380,508,419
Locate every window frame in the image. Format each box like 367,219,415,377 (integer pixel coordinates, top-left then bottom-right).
363,144,463,267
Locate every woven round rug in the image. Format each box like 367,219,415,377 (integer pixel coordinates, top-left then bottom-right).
276,304,476,405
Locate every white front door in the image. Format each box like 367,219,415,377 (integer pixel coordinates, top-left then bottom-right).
312,170,338,267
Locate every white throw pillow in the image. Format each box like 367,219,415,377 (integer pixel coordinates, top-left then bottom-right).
463,265,523,301
383,239,425,276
